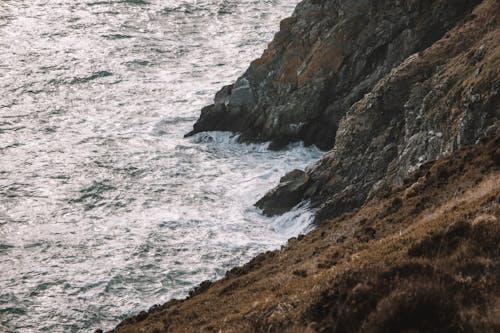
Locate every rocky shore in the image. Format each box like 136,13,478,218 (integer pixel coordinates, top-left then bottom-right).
188,0,499,225
112,0,499,332
112,132,499,333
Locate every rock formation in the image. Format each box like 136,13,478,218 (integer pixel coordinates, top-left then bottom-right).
187,0,499,223
111,0,500,331
187,0,488,148
265,0,499,223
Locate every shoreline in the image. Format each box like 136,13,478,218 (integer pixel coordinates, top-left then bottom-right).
109,0,499,331
111,133,499,332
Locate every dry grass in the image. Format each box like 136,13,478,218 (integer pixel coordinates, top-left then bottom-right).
110,1,500,329
111,128,499,333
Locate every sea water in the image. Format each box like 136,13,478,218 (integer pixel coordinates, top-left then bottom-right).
0,1,322,331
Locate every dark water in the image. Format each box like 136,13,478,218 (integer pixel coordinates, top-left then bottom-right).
0,1,322,331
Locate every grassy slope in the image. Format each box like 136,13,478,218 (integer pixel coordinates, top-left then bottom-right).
111,0,499,331
112,131,499,333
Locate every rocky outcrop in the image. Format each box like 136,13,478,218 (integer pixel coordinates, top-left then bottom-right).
110,1,500,331
255,169,310,216
187,0,484,150
257,0,499,222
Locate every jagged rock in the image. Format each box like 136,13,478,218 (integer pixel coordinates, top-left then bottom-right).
228,78,255,107
188,0,483,150
472,44,486,63
188,280,213,298
136,311,148,321
258,0,499,223
255,169,310,216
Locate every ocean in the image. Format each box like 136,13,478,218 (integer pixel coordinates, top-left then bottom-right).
0,0,324,331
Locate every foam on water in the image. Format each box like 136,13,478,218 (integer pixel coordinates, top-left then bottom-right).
269,202,315,237
0,1,322,332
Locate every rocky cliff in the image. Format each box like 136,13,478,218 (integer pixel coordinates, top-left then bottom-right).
188,0,499,224
261,0,499,222
110,0,499,332
188,0,486,148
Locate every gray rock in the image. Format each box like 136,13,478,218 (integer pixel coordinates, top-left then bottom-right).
188,0,483,150
255,169,310,216
228,78,255,107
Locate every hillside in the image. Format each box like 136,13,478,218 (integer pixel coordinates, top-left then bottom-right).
112,130,499,333
110,0,499,331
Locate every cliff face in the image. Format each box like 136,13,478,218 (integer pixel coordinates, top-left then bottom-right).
110,1,499,332
187,0,485,150
254,0,499,222
187,0,499,223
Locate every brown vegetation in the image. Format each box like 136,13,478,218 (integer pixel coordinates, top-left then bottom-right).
112,1,500,331
111,132,499,333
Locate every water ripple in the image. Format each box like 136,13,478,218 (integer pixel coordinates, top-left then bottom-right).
0,1,313,332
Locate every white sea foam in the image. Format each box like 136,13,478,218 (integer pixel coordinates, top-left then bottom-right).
269,202,316,237
0,1,317,332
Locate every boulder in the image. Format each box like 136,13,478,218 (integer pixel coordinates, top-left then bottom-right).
255,169,310,216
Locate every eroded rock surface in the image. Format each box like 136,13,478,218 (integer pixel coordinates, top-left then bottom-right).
257,0,500,222
187,0,484,150
255,169,311,216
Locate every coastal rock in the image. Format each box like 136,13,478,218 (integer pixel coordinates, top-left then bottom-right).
187,0,483,150
255,169,310,216
259,0,500,223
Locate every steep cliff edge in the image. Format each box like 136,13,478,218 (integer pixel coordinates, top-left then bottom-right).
256,0,499,221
